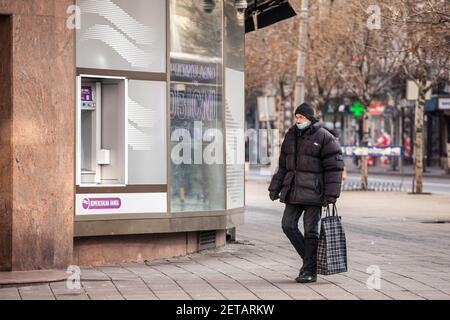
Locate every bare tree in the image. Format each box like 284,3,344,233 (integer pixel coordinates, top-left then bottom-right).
245,1,348,124
245,8,300,100
245,1,304,144
304,0,349,119
328,0,406,189
381,0,450,193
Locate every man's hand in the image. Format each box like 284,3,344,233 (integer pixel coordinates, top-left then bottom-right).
269,192,280,201
322,196,337,207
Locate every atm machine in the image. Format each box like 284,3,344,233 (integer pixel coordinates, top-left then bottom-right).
76,75,128,186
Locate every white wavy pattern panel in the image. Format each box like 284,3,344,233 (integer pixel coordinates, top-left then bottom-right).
79,24,152,68
226,104,245,209
128,126,154,151
128,98,155,127
128,97,155,151
225,69,245,209
80,0,153,45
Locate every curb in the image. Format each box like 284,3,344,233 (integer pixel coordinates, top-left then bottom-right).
0,270,67,286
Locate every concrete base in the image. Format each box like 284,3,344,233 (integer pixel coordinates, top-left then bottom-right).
73,230,226,267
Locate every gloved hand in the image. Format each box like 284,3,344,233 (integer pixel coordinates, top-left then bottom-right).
322,196,336,207
269,192,280,201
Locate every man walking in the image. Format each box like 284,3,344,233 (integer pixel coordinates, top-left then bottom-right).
268,102,344,283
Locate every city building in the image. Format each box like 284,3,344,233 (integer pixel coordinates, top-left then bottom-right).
0,0,248,271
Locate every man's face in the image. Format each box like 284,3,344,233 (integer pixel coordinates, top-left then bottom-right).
295,113,309,124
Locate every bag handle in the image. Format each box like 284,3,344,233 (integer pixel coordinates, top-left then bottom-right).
325,203,338,217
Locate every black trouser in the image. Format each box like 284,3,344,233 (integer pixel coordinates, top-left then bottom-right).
281,203,322,274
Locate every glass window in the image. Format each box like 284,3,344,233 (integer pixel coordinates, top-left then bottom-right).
76,0,166,73
224,0,245,209
224,0,245,72
128,80,167,185
170,0,225,212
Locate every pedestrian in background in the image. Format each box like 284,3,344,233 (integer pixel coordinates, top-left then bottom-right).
268,102,345,283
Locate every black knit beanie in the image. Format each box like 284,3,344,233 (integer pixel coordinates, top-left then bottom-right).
294,103,317,122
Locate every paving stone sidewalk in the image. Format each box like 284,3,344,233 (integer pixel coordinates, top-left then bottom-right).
1,179,450,300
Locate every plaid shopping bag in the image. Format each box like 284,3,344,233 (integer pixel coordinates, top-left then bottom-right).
317,203,348,275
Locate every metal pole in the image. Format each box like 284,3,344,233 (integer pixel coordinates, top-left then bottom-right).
391,108,397,171
400,106,404,191
294,0,309,107
400,154,404,191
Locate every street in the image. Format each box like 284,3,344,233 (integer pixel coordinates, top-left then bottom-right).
1,175,450,300
344,174,450,194
250,166,450,194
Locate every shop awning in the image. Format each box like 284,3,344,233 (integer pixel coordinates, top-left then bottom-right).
245,0,297,33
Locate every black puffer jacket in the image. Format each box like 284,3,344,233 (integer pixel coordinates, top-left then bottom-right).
268,122,344,206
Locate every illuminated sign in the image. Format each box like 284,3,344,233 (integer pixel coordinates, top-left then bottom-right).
341,146,403,157
350,101,365,117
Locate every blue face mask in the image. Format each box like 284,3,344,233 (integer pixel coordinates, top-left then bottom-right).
296,121,311,130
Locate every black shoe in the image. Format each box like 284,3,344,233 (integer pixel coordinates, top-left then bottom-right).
298,264,305,277
295,271,317,283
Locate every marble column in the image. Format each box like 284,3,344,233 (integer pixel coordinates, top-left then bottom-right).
0,0,75,271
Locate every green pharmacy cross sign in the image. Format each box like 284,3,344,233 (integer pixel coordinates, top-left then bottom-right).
350,101,365,117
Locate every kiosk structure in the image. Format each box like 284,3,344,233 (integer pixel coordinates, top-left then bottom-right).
72,0,246,265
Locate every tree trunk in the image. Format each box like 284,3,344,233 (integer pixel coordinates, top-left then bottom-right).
360,111,369,190
414,85,426,194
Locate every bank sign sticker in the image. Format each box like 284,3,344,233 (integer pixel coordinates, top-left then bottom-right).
82,197,122,210
76,193,167,215
81,86,93,102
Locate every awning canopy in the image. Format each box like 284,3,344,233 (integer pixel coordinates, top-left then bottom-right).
245,0,297,33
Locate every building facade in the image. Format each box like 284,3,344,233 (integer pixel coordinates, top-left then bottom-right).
0,0,246,271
